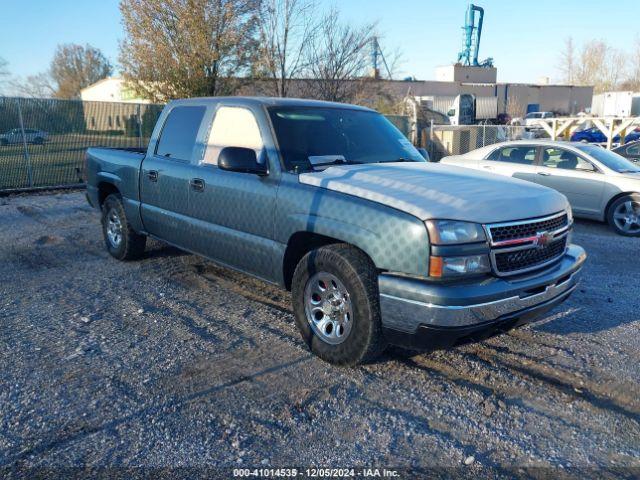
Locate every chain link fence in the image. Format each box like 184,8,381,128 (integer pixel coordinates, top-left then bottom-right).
425,124,548,162
0,96,163,192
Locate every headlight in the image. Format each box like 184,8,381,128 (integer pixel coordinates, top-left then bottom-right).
566,206,573,225
429,255,491,278
425,220,486,245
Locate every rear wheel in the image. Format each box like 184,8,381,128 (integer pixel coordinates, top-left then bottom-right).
101,194,147,260
0,139,7,146
607,194,640,236
291,244,386,366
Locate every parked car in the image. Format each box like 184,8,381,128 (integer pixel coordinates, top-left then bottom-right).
86,98,585,365
0,128,48,145
441,140,640,236
570,127,640,144
613,140,640,164
511,111,554,127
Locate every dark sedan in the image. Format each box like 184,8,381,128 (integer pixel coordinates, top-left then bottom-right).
613,140,640,164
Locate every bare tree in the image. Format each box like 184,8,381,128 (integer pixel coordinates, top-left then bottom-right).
576,40,626,92
557,37,576,84
257,0,316,97
10,72,56,98
50,44,112,98
621,36,640,91
301,8,374,102
558,38,626,93
120,0,259,101
506,95,525,121
0,57,8,79
0,57,9,94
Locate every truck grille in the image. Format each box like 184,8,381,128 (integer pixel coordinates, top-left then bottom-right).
489,214,568,244
494,237,567,274
486,212,570,277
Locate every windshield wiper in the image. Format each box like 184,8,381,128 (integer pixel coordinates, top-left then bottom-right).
310,159,363,168
377,158,413,163
619,169,640,173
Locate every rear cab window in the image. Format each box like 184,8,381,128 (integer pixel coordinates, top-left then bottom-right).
156,106,206,161
202,106,263,166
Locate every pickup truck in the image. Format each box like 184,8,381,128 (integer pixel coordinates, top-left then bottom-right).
86,97,586,365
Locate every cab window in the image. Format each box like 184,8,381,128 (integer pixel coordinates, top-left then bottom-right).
156,106,206,161
202,106,263,165
541,148,597,172
487,146,537,165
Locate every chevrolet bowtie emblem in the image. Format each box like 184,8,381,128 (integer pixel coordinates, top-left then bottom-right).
533,231,553,248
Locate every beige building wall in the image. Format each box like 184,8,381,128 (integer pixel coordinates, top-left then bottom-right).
435,65,498,83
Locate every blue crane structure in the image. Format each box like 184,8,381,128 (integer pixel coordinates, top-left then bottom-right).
457,3,494,68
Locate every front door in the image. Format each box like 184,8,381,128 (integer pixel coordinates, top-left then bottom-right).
186,105,279,280
140,104,207,247
533,146,605,217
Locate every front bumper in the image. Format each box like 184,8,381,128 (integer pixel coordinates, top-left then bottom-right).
379,244,586,349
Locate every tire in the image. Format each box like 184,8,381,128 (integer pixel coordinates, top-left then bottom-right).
101,194,147,260
291,244,386,366
33,137,44,145
0,139,7,146
607,194,640,237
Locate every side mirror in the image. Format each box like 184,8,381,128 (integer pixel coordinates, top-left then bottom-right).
218,147,268,175
417,148,430,161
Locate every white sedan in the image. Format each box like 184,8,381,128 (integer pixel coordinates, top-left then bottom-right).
441,140,640,236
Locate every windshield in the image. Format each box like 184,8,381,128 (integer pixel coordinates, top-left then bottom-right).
575,144,640,173
267,107,425,172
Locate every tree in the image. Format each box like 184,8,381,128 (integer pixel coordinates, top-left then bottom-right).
557,37,626,93
301,8,374,102
50,44,113,98
557,37,575,84
257,0,317,97
119,0,259,101
0,57,9,93
0,57,8,79
11,72,56,98
621,36,640,91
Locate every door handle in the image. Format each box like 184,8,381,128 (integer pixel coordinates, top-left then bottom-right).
537,172,551,176
483,165,493,170
190,178,205,192
147,170,158,182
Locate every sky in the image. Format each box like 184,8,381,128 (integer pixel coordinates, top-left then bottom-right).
0,0,638,86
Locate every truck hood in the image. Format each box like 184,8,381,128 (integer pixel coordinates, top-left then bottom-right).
299,162,568,224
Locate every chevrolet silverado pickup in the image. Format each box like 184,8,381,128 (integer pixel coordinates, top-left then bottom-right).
85,97,586,365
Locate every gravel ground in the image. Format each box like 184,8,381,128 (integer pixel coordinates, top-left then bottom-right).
0,191,638,478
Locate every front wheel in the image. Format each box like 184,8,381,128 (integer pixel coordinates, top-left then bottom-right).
291,244,386,366
607,194,640,236
101,194,147,260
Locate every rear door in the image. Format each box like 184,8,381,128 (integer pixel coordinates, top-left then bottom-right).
185,104,280,280
140,105,207,247
533,146,605,216
479,144,539,182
